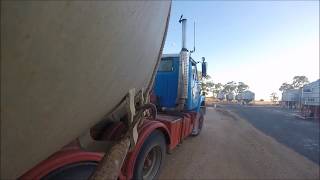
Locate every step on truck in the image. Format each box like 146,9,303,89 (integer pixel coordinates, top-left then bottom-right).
1,2,207,179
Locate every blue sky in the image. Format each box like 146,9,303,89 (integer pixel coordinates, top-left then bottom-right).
163,1,319,100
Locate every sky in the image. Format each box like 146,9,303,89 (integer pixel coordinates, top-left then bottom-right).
163,1,319,100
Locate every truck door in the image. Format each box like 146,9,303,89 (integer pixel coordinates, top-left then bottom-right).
190,62,200,109
154,57,180,109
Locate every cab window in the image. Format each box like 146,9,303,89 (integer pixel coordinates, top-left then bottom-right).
158,58,173,72
192,63,198,81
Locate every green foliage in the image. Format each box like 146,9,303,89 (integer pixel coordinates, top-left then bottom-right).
222,81,248,95
198,74,250,97
279,76,309,92
222,81,237,93
198,71,211,81
292,76,309,88
279,82,293,92
201,81,214,95
212,83,223,96
235,82,249,94
199,71,214,95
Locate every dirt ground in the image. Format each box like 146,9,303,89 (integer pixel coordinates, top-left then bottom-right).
159,107,319,180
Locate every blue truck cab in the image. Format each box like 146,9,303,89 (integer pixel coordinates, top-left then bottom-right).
154,54,206,113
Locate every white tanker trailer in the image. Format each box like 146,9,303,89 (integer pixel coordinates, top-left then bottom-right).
217,92,226,101
1,1,171,179
241,91,255,104
226,92,235,102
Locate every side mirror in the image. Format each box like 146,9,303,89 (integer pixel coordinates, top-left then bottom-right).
201,57,207,77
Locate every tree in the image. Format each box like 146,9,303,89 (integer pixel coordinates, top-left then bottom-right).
235,82,249,94
279,76,309,92
211,83,223,97
201,81,214,96
199,72,214,96
198,71,211,81
292,76,309,88
222,81,237,93
279,82,293,92
270,92,278,103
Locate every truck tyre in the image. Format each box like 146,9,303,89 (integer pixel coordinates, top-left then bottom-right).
133,130,166,180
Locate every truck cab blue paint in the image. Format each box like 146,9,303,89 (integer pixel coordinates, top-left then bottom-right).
186,58,201,111
154,54,205,112
154,56,180,108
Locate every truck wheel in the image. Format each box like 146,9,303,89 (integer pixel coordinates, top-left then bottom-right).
133,130,166,180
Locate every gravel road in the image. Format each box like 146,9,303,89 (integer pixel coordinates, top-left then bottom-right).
221,104,319,165
159,108,319,179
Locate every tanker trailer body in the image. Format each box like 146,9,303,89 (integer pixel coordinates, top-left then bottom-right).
241,90,255,104
2,2,208,179
226,92,235,102
217,92,226,101
1,1,171,179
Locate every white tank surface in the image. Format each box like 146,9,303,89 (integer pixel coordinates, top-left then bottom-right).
241,90,255,102
282,89,300,102
1,1,171,179
301,79,320,106
226,92,235,101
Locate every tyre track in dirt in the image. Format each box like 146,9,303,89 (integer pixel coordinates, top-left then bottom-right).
159,108,319,179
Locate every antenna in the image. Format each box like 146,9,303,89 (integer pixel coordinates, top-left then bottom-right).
190,21,196,53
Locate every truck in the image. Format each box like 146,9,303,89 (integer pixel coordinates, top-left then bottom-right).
1,2,207,179
281,89,301,109
217,92,226,101
226,92,235,102
237,91,255,104
301,79,320,118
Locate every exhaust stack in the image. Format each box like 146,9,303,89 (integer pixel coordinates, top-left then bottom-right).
179,15,187,51
177,15,189,111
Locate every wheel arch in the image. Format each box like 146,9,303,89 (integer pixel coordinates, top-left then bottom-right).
20,150,103,180
123,120,171,180
20,121,171,180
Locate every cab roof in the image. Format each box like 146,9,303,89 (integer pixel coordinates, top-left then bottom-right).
162,53,197,64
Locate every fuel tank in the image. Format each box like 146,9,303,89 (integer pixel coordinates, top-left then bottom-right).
1,1,171,178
